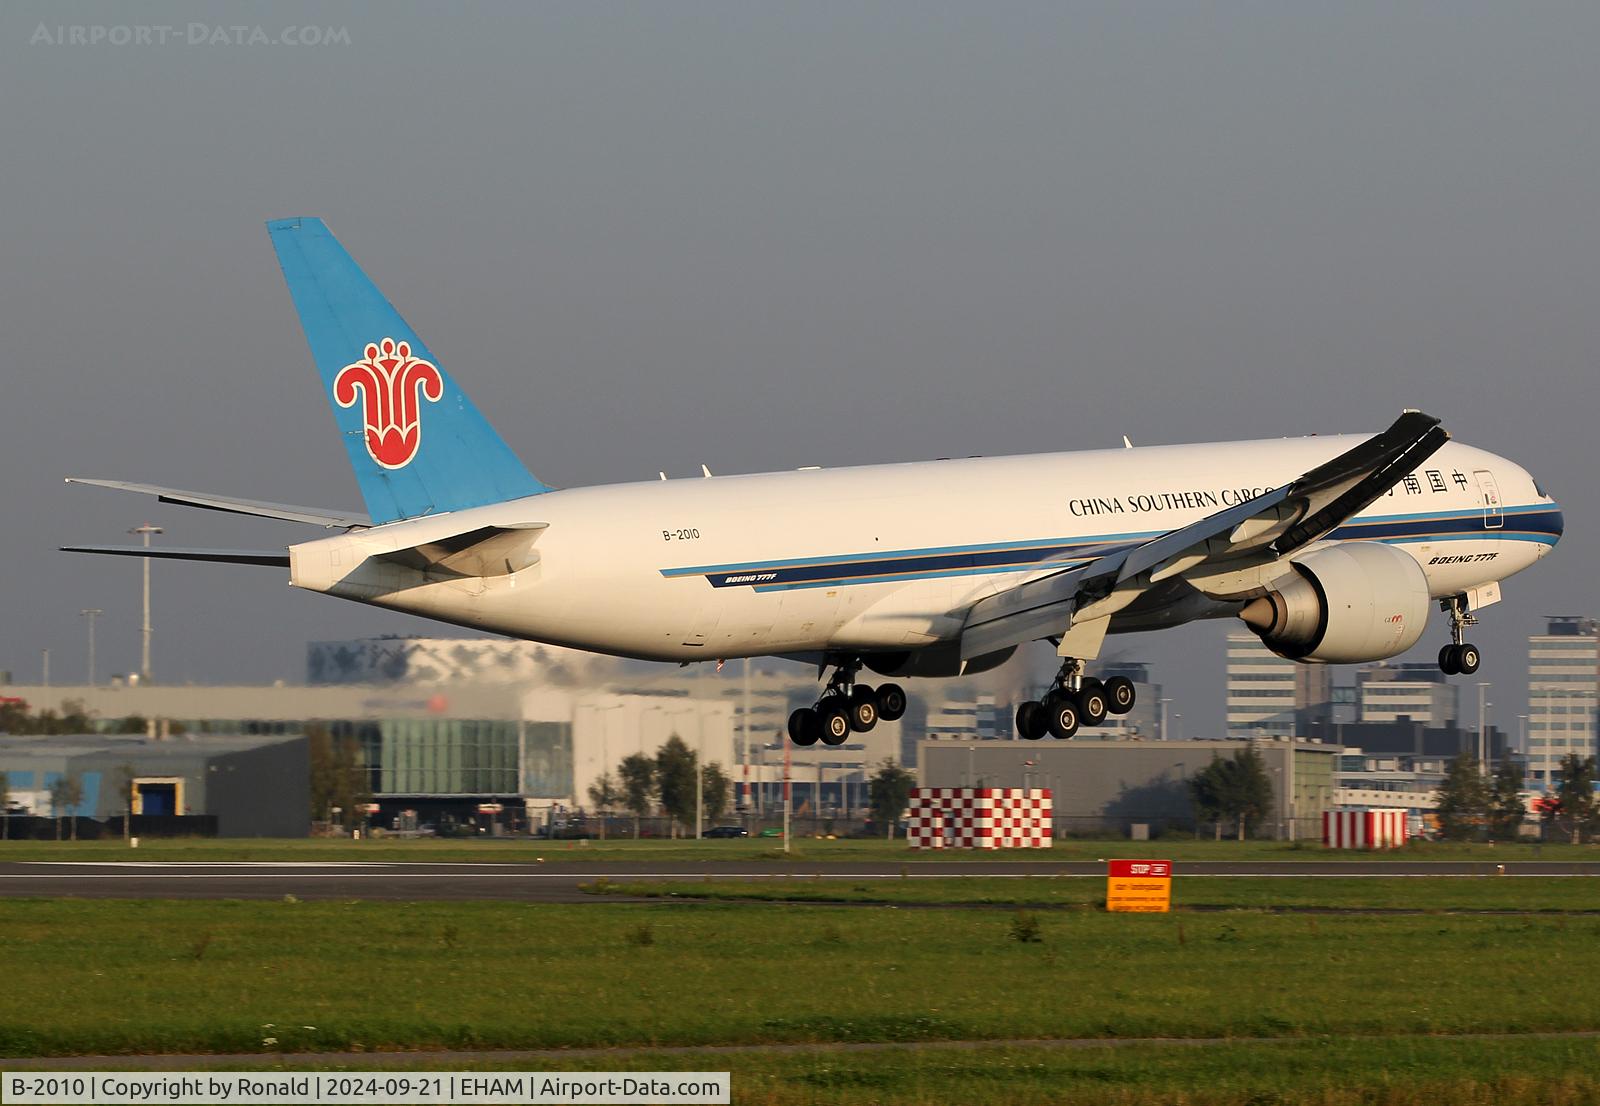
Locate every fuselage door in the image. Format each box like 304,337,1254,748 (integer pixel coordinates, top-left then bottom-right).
1474,470,1503,530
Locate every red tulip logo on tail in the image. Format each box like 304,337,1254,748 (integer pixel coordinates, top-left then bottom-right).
334,338,443,469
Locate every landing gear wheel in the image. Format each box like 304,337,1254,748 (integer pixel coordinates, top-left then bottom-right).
1439,644,1459,675
1043,694,1080,740
819,703,852,746
1455,643,1481,675
1016,701,1046,740
1104,676,1137,715
788,708,820,747
876,683,908,722
1077,686,1109,727
848,693,878,733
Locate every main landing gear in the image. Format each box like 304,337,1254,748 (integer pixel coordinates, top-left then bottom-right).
1014,658,1136,741
787,659,907,747
1438,596,1482,676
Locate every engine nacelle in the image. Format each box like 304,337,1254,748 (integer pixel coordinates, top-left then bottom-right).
1240,542,1431,664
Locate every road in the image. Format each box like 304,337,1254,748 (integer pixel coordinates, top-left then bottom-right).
1,859,1596,902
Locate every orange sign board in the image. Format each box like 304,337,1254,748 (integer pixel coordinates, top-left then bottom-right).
1106,859,1172,913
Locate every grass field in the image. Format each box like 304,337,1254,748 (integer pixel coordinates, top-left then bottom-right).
102,1037,1598,1106
0,836,1594,864
3,894,1599,1057
5,870,1600,1103
586,875,1600,912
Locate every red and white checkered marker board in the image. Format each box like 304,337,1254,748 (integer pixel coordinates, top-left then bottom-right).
907,787,1053,849
1323,808,1408,849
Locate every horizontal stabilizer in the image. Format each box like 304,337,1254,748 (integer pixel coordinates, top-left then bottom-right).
65,478,368,529
62,544,289,567
376,523,547,578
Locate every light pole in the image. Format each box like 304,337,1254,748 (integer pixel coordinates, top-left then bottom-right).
592,702,625,840
129,524,162,681
1517,713,1529,783
1159,698,1172,741
1476,682,1491,775
41,648,50,687
79,609,102,686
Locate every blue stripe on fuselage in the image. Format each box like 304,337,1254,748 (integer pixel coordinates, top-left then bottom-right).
661,505,1562,591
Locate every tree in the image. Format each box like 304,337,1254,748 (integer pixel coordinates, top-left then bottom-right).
1553,754,1598,844
1433,752,1490,841
308,725,370,830
1189,746,1274,840
1487,759,1527,841
48,774,84,841
0,699,94,736
618,752,657,837
587,771,621,813
701,762,731,825
0,699,27,734
586,771,621,841
868,760,915,838
113,763,138,843
655,734,698,836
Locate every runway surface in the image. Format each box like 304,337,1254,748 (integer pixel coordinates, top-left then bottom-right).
1,859,1596,902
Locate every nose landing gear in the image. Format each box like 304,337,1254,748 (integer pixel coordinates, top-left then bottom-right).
1015,659,1136,740
787,657,907,746
1438,596,1482,675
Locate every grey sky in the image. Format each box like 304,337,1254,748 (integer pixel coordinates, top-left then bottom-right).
2,3,1595,735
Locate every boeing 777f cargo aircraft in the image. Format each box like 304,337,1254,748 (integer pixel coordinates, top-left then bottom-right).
64,219,1564,746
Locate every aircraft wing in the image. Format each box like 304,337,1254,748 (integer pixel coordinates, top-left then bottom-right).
65,478,369,529
959,410,1449,659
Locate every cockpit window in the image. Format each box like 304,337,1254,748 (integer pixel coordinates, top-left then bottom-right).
1534,477,1551,498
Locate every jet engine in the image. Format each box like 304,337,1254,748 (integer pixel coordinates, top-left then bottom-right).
1240,542,1431,664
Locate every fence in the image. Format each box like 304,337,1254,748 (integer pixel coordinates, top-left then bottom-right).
0,814,218,840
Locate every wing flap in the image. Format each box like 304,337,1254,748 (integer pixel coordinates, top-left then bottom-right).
65,478,369,529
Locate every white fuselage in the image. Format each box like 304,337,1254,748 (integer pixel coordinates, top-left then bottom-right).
287,434,1561,665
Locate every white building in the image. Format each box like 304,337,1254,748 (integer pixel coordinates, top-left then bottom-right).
1226,631,1332,739
1527,616,1598,787
1356,663,1457,725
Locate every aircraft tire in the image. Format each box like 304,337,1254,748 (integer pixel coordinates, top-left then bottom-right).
1016,701,1045,740
1456,643,1481,675
1105,676,1137,715
820,703,853,746
788,708,820,746
1439,644,1462,675
1044,696,1080,740
1078,687,1109,726
876,683,908,722
849,695,878,733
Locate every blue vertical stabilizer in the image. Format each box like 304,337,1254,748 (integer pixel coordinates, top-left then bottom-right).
267,218,548,524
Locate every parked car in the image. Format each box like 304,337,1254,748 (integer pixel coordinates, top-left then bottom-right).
704,825,749,838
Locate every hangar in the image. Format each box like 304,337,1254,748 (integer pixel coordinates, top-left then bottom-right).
0,732,308,837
